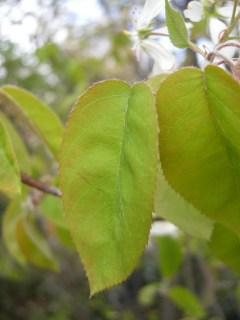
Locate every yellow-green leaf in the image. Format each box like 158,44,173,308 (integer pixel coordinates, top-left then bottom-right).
157,65,240,233
2,199,26,265
0,111,30,173
60,80,158,295
0,118,21,197
209,224,240,273
16,214,59,272
154,166,214,240
0,86,63,157
40,195,66,228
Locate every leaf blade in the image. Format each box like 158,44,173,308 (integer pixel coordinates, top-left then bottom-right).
157,66,240,233
154,165,214,239
0,86,63,157
0,118,21,197
60,80,158,294
165,0,189,48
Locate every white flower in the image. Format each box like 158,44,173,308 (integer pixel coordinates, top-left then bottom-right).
184,1,204,22
185,0,238,60
129,0,176,75
136,0,164,29
136,39,176,74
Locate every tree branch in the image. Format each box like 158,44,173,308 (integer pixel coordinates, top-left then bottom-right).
21,173,62,197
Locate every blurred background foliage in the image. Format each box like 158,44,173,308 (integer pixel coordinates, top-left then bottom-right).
0,0,240,319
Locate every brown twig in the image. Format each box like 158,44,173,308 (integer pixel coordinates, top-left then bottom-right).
21,173,62,197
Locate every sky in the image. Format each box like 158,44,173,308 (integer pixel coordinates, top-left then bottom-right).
0,0,104,52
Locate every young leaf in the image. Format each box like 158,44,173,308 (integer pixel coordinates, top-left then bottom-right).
2,199,26,265
157,65,240,233
16,214,59,272
40,195,66,228
156,235,183,278
154,166,214,240
0,111,30,173
0,86,63,157
209,224,240,273
168,286,205,318
0,118,21,197
60,80,158,295
165,0,189,48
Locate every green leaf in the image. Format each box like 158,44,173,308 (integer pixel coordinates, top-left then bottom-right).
0,118,21,197
156,235,182,278
0,111,30,173
209,224,240,273
157,65,240,233
60,80,158,295
154,166,214,240
147,74,167,94
55,225,74,249
165,0,189,48
0,86,64,157
16,214,59,272
138,283,160,306
40,195,65,228
2,199,26,265
168,286,205,318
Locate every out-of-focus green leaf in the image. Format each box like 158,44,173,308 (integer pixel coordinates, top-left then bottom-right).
165,0,189,48
138,283,159,306
156,235,182,278
168,286,205,318
60,80,158,295
0,111,30,173
55,225,74,249
0,118,21,197
2,199,26,265
0,85,64,157
154,166,213,239
0,245,23,280
209,224,240,273
157,65,240,233
16,215,59,272
40,195,65,228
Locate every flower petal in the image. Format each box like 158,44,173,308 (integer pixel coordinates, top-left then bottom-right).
184,1,203,22
141,39,176,73
137,0,164,29
209,17,226,44
217,3,240,18
209,18,236,58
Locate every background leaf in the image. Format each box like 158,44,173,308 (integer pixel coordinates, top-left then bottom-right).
40,195,65,228
168,286,205,318
60,80,158,295
16,214,59,272
0,118,21,197
0,86,63,157
0,111,30,174
165,0,189,48
156,235,183,278
2,199,26,265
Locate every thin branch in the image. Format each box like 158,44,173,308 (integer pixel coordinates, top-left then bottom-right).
220,11,240,42
21,173,62,197
230,0,239,26
150,31,169,37
216,41,240,51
